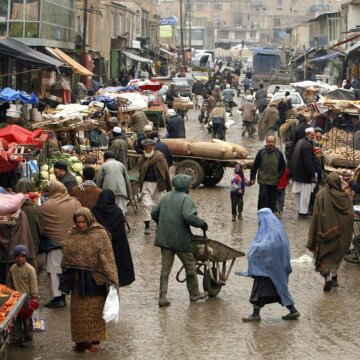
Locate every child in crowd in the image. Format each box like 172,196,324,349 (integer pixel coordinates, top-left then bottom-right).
276,167,289,219
230,164,247,221
8,245,38,347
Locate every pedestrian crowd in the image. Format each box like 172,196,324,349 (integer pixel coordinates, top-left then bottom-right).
0,68,358,353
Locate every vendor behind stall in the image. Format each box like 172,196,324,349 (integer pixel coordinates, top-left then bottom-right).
54,161,77,194
0,102,10,123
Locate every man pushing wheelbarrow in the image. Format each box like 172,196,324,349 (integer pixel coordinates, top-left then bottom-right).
151,174,209,307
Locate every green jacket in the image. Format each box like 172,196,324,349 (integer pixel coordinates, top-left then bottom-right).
151,174,206,252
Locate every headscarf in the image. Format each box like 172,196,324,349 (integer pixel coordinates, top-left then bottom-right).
237,208,294,306
41,181,82,245
92,190,135,287
62,207,119,287
15,179,34,193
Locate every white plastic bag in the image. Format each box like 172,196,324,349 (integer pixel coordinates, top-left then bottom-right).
102,286,120,323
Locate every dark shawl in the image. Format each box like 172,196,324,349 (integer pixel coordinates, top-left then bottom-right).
92,190,135,287
307,172,354,275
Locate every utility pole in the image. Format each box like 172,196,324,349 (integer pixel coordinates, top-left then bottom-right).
179,0,185,65
189,3,192,49
82,0,88,53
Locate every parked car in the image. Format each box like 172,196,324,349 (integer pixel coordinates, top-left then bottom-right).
172,78,192,99
270,91,305,109
266,84,295,103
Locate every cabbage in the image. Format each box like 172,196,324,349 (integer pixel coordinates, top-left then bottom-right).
76,176,83,184
40,170,49,179
71,162,83,174
40,165,49,171
49,174,57,181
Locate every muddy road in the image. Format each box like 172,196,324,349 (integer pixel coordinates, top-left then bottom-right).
9,99,360,360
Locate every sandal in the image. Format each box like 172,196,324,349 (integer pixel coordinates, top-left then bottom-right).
282,311,300,320
85,345,101,354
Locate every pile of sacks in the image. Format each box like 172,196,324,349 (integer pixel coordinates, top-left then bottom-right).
162,139,248,159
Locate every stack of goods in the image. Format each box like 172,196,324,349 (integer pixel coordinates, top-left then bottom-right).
0,193,26,223
0,284,22,323
162,139,249,159
323,128,360,166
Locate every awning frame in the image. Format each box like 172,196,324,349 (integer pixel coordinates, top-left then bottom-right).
122,50,151,63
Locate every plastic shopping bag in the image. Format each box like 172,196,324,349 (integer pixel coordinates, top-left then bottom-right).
102,286,120,323
30,309,46,333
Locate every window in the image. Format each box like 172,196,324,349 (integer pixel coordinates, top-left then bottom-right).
197,4,204,12
25,22,39,38
9,22,23,37
214,3,222,12
186,4,193,12
111,13,116,38
273,18,281,26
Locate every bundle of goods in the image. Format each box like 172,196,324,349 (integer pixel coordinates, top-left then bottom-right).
162,139,248,159
323,146,360,162
173,97,193,110
323,128,352,148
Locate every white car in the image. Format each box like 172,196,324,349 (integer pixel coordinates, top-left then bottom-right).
270,91,305,109
266,84,294,103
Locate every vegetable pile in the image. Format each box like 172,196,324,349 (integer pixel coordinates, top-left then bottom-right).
0,284,22,323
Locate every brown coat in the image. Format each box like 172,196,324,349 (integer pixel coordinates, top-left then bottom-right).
307,172,354,275
138,150,171,192
71,182,101,209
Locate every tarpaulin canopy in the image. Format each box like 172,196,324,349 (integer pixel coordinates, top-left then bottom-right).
291,48,316,64
0,125,46,148
309,52,342,63
345,41,360,55
128,79,163,91
122,50,152,63
0,87,39,104
0,37,63,69
251,47,280,56
46,47,94,76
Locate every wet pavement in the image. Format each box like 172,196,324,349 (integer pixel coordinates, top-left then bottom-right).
9,97,360,359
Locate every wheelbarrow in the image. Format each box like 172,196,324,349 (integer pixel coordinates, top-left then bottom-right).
176,231,245,297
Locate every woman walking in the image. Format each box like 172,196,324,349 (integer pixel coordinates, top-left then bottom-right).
92,189,135,287
237,208,299,321
60,207,118,353
307,172,353,291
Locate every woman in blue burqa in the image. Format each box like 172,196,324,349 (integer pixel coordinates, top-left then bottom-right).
237,208,300,321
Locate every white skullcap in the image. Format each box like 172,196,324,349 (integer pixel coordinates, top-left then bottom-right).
112,126,122,134
168,109,177,117
305,127,315,133
144,125,153,132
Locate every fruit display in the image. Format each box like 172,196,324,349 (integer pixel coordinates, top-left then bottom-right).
0,284,22,323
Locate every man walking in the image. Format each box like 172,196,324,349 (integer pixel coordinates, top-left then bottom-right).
166,109,186,138
250,135,286,212
209,102,227,140
290,127,316,219
108,126,128,169
255,84,267,114
240,95,257,137
138,139,172,234
97,151,132,214
151,174,208,306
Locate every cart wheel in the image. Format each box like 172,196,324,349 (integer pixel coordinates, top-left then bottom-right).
203,269,222,297
175,160,205,188
202,167,225,187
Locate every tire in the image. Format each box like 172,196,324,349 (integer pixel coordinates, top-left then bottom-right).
175,160,205,188
203,268,222,297
202,166,224,187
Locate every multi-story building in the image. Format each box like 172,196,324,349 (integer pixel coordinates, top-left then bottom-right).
0,0,76,49
159,0,341,49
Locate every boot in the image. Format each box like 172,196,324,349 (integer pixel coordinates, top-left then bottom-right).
159,275,170,307
186,273,208,302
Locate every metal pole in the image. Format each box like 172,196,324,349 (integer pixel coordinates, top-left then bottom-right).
189,5,192,49
82,0,88,53
179,0,185,65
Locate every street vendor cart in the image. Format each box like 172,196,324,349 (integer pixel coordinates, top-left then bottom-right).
0,293,26,359
128,150,253,188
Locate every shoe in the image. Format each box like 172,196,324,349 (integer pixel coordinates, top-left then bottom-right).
323,279,333,292
297,213,309,220
44,298,66,308
232,215,236,222
242,315,261,322
85,345,101,354
331,276,339,288
282,311,300,320
238,214,243,220
144,226,151,235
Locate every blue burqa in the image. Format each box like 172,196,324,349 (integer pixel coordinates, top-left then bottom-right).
236,208,294,306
